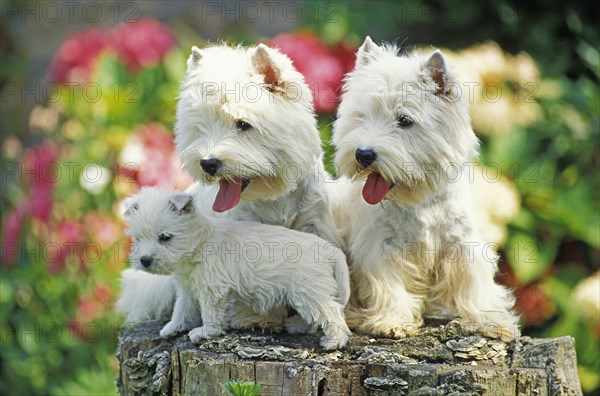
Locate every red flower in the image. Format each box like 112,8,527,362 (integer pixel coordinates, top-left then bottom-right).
76,296,103,322
93,283,113,305
269,32,356,113
47,219,84,274
49,28,111,84
112,18,176,72
515,285,556,326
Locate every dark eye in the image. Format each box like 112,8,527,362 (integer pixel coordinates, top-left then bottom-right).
397,115,414,128
235,120,252,132
158,233,173,244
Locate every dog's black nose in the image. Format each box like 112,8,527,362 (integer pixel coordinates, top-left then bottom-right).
140,256,153,268
355,148,377,167
200,158,222,176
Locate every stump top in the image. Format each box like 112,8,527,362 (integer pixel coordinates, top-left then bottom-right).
117,320,581,395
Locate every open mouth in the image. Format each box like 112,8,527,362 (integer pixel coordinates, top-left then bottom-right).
212,177,251,213
362,172,392,205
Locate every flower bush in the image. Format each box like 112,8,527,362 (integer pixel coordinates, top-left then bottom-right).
1,18,184,395
1,10,598,395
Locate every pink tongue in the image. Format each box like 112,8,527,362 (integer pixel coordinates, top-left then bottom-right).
213,179,243,212
362,173,392,205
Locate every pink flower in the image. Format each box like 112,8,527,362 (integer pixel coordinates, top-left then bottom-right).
112,18,176,72
330,42,357,74
83,212,121,250
47,219,84,274
1,204,27,266
49,28,111,84
120,123,193,190
2,142,61,266
22,142,60,223
269,32,356,113
49,18,176,83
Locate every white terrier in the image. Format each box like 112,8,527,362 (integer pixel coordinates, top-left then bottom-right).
175,43,340,244
124,187,351,350
117,43,342,327
331,37,519,341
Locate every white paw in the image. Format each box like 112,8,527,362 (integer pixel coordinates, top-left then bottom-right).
359,320,421,338
159,321,183,337
188,325,223,343
475,322,520,342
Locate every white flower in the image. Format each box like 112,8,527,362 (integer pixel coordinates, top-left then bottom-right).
80,163,111,195
119,134,146,166
573,272,600,325
472,165,520,246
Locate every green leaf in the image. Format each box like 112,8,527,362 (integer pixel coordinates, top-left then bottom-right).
549,182,600,248
221,380,263,396
505,231,557,284
484,128,534,174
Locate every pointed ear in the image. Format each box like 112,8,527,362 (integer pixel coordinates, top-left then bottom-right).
356,36,382,68
252,44,283,92
425,50,448,95
169,193,194,214
123,198,138,218
187,46,202,68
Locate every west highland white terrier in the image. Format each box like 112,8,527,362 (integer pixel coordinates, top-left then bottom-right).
175,43,340,245
117,43,342,327
124,187,351,350
331,37,519,341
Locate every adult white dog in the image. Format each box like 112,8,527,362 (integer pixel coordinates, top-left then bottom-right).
331,37,519,341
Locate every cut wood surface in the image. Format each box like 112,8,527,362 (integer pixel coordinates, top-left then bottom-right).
117,319,582,395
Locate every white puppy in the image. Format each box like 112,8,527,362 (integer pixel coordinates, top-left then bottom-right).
124,187,351,350
331,37,519,342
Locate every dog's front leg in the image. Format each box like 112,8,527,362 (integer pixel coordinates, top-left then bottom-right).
348,258,425,338
441,245,520,342
159,285,201,337
188,296,228,342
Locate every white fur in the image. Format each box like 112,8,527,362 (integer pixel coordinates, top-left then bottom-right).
331,37,519,341
115,268,176,323
116,43,342,327
175,43,341,247
124,187,351,350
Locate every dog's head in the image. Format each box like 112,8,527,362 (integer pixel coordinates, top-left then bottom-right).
124,188,207,274
175,44,321,213
333,37,479,205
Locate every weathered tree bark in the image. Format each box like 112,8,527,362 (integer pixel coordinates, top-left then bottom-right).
117,320,582,396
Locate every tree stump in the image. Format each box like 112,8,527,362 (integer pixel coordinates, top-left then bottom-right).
116,320,582,395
